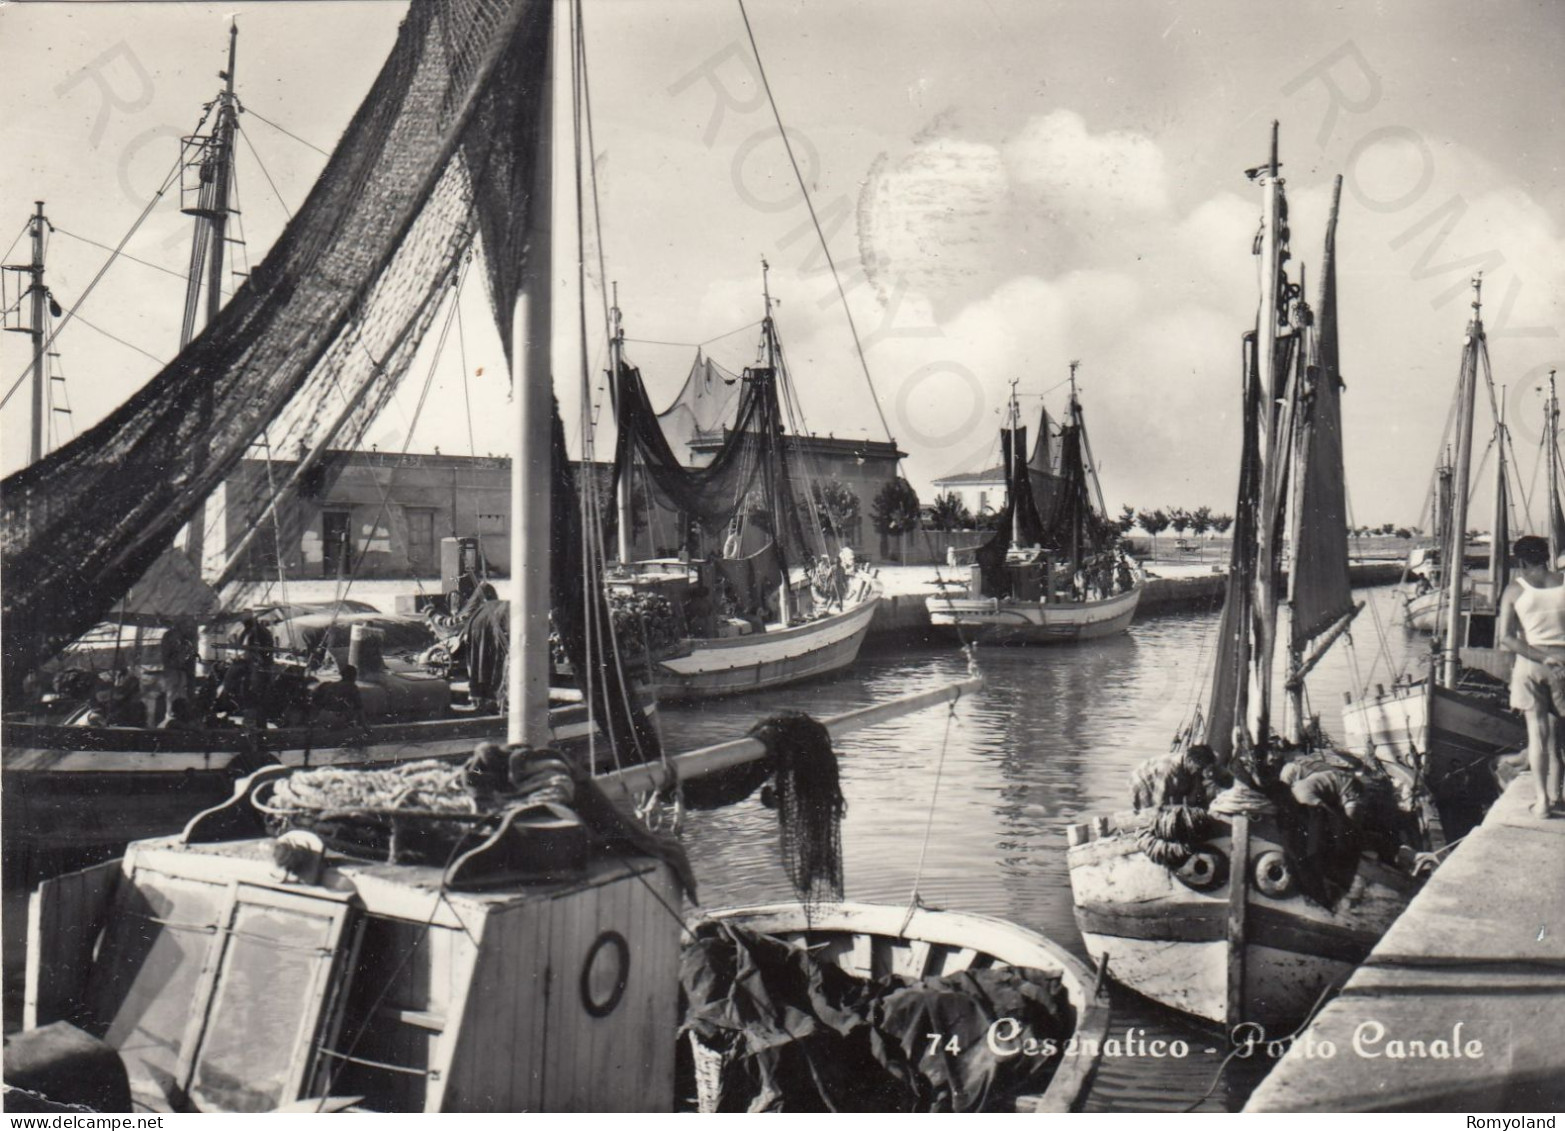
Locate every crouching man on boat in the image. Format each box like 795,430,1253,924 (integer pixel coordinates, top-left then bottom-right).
1497,534,1565,818
1130,745,1220,811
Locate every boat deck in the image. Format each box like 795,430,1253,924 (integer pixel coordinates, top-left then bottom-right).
1244,773,1565,1111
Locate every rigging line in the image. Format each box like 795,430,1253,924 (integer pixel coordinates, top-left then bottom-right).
571,0,603,776
906,695,960,914
0,140,192,411
622,320,767,351
734,0,895,447
455,270,477,458
68,311,169,368
239,102,331,158
0,219,28,267
574,0,612,354
51,228,188,283
237,120,295,222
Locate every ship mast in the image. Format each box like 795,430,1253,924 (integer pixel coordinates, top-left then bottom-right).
1548,369,1561,567
611,282,632,565
1251,120,1287,750
508,0,560,747
179,22,240,572
760,257,791,628
2,202,52,464
1440,275,1484,689
1009,374,1023,550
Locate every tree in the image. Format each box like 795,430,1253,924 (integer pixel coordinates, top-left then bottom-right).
811,479,860,542
871,478,921,536
1189,505,1213,537
1118,504,1138,535
1210,513,1234,535
1396,527,1413,539
930,491,973,532
1169,508,1192,536
1139,507,1171,554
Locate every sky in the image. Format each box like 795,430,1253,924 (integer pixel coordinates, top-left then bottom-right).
1,0,1561,530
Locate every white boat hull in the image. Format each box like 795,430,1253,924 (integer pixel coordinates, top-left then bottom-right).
925,584,1141,645
653,588,880,700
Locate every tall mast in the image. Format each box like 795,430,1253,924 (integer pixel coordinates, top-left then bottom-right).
507,0,559,747
1441,274,1484,688
4,202,53,463
178,23,239,572
1490,385,1509,607
760,257,791,628
1009,374,1022,550
1548,369,1561,566
23,203,49,464
1283,248,1314,744
1251,120,1286,749
611,282,632,565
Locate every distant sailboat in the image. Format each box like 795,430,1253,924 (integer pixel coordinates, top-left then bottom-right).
1068,128,1425,1032
1341,275,1526,841
926,363,1142,644
608,266,882,700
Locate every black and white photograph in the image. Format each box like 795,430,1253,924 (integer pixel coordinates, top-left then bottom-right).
0,0,1561,1117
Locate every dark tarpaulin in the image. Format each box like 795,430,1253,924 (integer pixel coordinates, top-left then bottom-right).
1289,178,1356,647
679,920,1073,1113
1,0,549,687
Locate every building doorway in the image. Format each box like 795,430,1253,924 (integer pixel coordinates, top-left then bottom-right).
405,508,436,576
322,511,352,578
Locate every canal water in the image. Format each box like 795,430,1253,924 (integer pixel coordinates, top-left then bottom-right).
660,582,1426,1111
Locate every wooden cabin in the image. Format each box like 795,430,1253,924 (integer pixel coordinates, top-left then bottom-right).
26,832,682,1112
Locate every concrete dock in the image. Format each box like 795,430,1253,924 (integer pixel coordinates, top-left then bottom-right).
1244,773,1565,1112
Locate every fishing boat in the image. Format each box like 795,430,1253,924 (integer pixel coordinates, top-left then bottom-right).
1341,276,1526,840
1067,128,1428,1032
607,275,882,700
926,364,1142,644
694,902,1110,1113
0,21,662,941
5,0,1104,1114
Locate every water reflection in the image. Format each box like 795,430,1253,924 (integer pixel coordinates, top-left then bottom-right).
663,585,1420,1111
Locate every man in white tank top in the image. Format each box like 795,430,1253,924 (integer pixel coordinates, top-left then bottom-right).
1498,536,1565,817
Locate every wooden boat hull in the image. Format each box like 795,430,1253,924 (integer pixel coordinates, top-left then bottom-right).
706,901,1110,1112
925,584,1141,645
652,589,879,701
1402,585,1479,633
1066,811,1418,1032
1341,678,1522,838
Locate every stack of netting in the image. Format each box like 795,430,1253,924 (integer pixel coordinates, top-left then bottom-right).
255,759,489,866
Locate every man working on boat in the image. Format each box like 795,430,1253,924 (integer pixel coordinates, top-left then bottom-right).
1497,534,1565,818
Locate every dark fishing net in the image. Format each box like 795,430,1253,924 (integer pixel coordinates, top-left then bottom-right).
612,361,815,579
749,711,845,911
1,0,548,687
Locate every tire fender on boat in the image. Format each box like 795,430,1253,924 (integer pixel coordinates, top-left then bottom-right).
1251,849,1296,898
1174,848,1227,891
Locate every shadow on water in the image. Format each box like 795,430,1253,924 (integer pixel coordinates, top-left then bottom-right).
663,586,1421,1111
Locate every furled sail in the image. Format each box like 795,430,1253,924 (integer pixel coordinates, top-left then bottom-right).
1206,338,1263,762
1289,177,1355,647
1,0,550,686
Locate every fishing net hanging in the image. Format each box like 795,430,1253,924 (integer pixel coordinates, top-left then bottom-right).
1,0,549,686
612,360,815,579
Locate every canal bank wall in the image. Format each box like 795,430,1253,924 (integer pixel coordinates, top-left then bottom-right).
1244,773,1565,1112
863,561,1405,648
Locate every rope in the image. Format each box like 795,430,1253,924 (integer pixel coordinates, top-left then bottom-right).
241,102,331,158
238,120,295,222
66,311,168,368
904,688,962,921
52,227,188,282
734,0,896,448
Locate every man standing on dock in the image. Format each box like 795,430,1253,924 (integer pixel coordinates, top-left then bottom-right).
1497,535,1565,818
